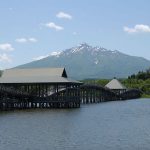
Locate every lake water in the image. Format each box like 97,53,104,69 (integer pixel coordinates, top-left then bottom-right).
0,98,150,150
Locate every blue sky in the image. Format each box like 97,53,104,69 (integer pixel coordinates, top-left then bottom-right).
0,0,150,69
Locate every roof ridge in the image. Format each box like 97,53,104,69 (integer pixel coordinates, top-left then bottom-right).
105,78,126,89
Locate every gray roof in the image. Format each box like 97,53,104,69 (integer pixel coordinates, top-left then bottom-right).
1,68,66,78
0,68,81,84
105,79,126,90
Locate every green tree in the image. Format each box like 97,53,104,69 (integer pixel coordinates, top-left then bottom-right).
0,70,2,77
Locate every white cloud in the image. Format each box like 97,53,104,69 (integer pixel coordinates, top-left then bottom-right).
45,22,64,31
73,32,77,35
0,43,14,51
16,38,38,43
124,24,150,33
0,53,12,63
56,12,72,20
9,8,13,11
28,38,37,42
16,38,27,43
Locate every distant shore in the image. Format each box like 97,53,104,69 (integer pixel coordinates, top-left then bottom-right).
141,94,150,98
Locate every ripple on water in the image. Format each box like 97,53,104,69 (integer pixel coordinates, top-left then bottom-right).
0,98,150,150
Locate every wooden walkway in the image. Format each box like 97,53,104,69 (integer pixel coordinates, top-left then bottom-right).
0,84,142,111
80,84,119,103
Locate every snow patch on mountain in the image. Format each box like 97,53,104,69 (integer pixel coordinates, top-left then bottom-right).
70,43,91,53
93,47,108,52
94,59,99,65
33,55,49,61
71,47,84,53
112,50,119,53
33,51,61,60
51,43,120,56
50,51,61,57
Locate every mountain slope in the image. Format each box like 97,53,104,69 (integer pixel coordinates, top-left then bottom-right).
17,43,150,79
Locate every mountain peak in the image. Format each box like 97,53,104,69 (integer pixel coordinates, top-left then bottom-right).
17,43,150,79
69,43,91,54
78,42,90,47
70,43,120,56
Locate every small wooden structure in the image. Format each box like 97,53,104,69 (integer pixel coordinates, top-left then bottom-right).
105,78,127,95
105,78,142,100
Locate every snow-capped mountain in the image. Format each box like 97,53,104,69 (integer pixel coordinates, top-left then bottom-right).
17,43,150,79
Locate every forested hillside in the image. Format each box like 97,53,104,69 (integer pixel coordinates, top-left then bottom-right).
82,68,150,97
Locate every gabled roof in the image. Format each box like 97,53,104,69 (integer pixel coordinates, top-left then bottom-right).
105,78,126,90
1,68,67,78
0,68,82,84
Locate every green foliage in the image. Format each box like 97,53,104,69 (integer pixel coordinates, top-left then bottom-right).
141,94,150,98
121,78,150,94
82,79,110,86
125,68,150,95
128,68,150,80
0,70,2,77
82,76,150,97
96,79,110,86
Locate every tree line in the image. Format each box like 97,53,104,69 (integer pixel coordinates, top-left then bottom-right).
82,68,150,97
128,68,150,80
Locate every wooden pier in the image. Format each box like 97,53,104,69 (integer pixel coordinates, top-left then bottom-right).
0,83,142,111
0,84,81,110
0,68,142,111
80,84,118,104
